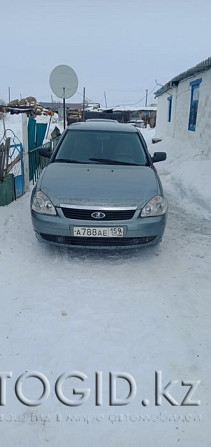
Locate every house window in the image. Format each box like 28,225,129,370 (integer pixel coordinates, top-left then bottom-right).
167,96,172,122
188,78,202,131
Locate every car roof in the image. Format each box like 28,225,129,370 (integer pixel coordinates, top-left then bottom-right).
68,120,138,133
85,118,118,123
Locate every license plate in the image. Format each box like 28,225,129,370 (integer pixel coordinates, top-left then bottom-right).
73,227,124,238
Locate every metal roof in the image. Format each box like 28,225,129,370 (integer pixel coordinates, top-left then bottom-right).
155,57,211,97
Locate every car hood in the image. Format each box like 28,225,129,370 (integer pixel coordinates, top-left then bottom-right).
39,162,160,208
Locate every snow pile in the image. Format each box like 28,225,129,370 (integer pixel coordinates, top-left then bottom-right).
0,113,23,142
141,129,211,219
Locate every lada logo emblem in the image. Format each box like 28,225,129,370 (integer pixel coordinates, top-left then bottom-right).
91,211,106,219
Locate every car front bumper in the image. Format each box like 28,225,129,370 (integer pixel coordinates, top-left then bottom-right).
31,208,167,249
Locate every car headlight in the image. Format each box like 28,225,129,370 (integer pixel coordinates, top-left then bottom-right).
140,195,167,217
31,190,56,215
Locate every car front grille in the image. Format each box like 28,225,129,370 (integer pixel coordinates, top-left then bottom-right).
40,233,156,246
61,207,136,221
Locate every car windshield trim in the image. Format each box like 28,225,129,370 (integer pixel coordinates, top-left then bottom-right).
53,159,90,164
89,158,142,166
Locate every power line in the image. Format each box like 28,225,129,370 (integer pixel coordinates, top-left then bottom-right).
76,90,104,106
108,84,157,108
77,86,157,109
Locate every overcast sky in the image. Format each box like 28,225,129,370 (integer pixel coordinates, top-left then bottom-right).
1,0,211,108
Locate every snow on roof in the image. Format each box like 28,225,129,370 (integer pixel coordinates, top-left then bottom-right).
112,105,157,112
138,106,157,111
155,57,211,97
84,106,102,112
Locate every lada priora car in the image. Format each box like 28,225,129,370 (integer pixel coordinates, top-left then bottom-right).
31,121,167,249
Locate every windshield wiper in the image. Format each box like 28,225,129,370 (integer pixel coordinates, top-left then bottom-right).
89,158,140,166
54,159,88,164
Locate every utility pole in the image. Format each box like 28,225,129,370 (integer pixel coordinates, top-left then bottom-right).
63,87,66,130
145,89,148,107
82,87,86,121
8,86,11,103
104,91,108,108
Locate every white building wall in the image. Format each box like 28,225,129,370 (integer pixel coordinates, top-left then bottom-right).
155,69,211,154
155,87,176,138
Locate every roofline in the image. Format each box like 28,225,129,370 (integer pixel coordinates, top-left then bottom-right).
67,121,138,132
155,57,211,97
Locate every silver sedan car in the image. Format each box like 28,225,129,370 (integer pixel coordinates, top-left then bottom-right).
31,121,167,249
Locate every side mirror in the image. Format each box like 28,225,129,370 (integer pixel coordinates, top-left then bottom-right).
151,152,167,163
38,148,51,158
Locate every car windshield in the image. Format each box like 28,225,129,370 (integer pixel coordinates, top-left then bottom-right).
54,130,148,166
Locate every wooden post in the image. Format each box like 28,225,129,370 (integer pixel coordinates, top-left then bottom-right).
63,87,66,130
145,89,148,107
22,113,29,192
82,87,86,121
104,91,108,108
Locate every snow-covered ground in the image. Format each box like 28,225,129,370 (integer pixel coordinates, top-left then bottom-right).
142,127,211,219
0,116,210,446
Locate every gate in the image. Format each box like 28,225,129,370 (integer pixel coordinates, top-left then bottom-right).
0,141,24,205
29,136,60,184
8,143,24,197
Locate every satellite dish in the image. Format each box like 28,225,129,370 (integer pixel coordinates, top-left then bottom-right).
49,65,78,99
